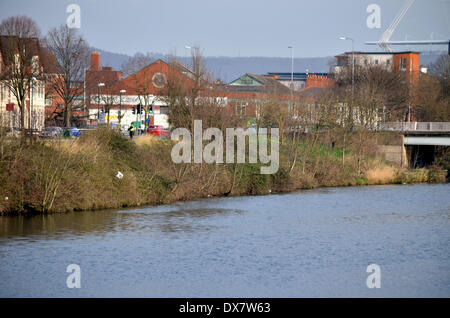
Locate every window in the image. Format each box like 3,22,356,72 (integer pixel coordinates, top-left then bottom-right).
235,102,247,117
400,58,407,71
45,96,52,106
32,56,39,75
375,59,379,65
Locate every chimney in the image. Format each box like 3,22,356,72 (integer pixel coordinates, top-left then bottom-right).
90,50,100,71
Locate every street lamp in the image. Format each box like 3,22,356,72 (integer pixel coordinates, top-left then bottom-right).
288,46,294,113
119,89,126,128
339,36,355,94
184,45,192,70
97,82,105,124
185,45,200,73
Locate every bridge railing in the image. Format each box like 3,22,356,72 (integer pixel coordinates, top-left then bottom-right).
378,122,450,132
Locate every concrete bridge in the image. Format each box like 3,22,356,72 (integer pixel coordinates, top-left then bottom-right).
377,122,450,168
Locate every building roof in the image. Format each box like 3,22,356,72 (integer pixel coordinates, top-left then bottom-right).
0,35,41,58
297,87,331,101
266,72,330,81
226,73,291,94
39,47,61,74
336,51,421,58
0,35,63,76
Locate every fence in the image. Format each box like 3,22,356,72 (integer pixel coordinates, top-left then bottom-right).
378,122,450,132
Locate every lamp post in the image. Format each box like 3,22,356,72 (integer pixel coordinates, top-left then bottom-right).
119,89,126,128
185,45,199,73
97,82,105,125
184,45,192,70
339,36,355,94
288,46,294,114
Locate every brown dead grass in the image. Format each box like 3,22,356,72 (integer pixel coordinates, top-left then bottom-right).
365,165,396,184
133,134,159,147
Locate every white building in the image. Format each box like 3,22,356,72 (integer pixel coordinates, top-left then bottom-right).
89,94,170,129
0,36,46,132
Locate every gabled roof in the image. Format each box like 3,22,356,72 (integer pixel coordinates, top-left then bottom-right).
229,73,264,86
226,73,291,94
297,87,330,99
39,46,61,74
0,35,41,57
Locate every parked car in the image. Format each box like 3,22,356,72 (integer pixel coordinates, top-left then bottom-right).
39,126,63,138
70,127,81,137
146,125,169,137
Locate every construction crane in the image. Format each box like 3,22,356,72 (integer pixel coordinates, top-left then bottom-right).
365,0,450,54
378,0,415,52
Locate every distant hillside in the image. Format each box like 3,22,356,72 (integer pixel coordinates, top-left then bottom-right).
91,47,333,82
198,56,334,83
92,47,447,83
92,48,131,70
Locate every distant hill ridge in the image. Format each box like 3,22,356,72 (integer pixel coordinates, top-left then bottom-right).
92,47,446,83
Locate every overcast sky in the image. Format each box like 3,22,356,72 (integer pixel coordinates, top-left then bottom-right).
1,0,449,57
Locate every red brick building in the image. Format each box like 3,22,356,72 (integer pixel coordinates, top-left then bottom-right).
84,52,334,129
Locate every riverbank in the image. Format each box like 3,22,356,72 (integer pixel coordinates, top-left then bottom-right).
0,129,446,215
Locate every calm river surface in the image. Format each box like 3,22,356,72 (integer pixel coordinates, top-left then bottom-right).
1,184,449,297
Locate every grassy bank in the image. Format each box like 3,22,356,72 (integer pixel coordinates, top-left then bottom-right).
0,129,446,215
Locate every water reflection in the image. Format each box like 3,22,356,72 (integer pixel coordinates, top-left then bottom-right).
0,207,244,241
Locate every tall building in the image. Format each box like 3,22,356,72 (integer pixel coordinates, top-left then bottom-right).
334,51,420,75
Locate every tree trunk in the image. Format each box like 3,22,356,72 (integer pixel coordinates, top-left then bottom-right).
64,102,71,128
342,134,346,165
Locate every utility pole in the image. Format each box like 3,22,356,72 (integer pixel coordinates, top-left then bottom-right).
119,89,126,129
97,82,105,125
339,37,355,95
288,46,294,114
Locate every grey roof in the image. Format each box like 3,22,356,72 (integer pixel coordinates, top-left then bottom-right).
225,73,291,94
266,72,330,81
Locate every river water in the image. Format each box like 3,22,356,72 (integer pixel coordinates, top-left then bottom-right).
0,184,449,297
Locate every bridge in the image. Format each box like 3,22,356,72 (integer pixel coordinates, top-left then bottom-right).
376,122,450,167
378,122,450,146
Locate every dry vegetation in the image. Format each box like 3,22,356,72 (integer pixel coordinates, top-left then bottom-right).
0,128,445,215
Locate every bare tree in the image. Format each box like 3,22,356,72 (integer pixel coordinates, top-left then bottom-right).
44,24,89,128
0,16,41,138
430,53,450,98
164,48,220,131
335,64,410,121
100,85,120,126
121,53,154,129
415,54,450,122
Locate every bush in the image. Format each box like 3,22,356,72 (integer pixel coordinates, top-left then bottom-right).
1,129,446,215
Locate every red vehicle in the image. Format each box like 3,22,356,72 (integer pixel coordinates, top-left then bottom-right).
146,125,169,137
